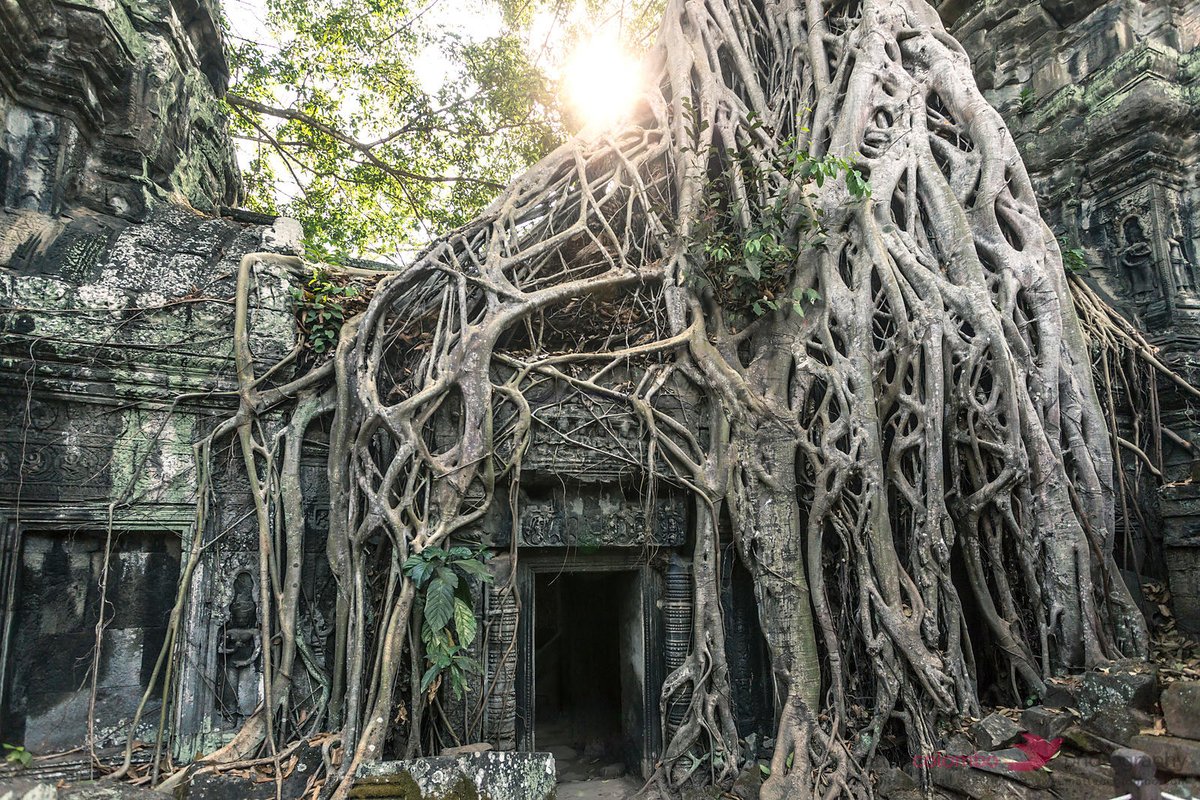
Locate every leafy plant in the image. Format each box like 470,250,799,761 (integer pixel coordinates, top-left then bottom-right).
686,111,869,323
3,744,31,768
402,546,493,699
1060,239,1088,274
1019,86,1036,115
290,267,363,354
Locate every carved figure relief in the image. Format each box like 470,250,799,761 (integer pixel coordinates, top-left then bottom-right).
1167,208,1197,295
1120,216,1158,303
215,570,262,721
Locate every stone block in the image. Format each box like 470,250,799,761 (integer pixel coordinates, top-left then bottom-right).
729,766,763,800
1083,706,1155,747
439,744,492,757
874,766,916,798
971,712,1024,750
1021,705,1074,740
1166,547,1200,635
1040,679,1080,709
1078,665,1159,719
1045,754,1116,800
929,763,1040,799
352,752,556,799
1162,682,1200,740
0,782,57,800
1131,735,1200,776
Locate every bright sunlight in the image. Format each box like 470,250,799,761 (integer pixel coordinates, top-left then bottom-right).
561,37,644,130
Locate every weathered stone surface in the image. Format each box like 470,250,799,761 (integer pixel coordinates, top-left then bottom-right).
1020,705,1074,740
874,766,917,799
929,764,1040,799
0,783,56,800
0,0,240,219
0,782,161,800
1040,679,1080,710
1112,747,1159,800
1063,724,1116,754
0,203,303,757
351,752,556,800
1161,682,1200,739
729,764,762,800
1131,734,1200,776
1078,665,1159,718
972,713,1024,750
1083,706,1155,747
440,744,493,757
1046,754,1117,800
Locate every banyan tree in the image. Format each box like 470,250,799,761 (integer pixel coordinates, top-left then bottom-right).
125,0,1155,796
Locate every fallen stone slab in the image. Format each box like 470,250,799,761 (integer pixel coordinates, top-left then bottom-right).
971,713,1023,750
1020,705,1074,740
352,752,556,799
1083,706,1155,747
0,781,162,800
1161,682,1200,740
1078,664,1159,719
1131,735,1200,776
0,782,57,800
929,763,1039,799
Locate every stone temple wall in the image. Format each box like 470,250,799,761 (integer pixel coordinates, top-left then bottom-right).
936,0,1200,629
0,0,1198,766
0,0,241,218
0,0,303,759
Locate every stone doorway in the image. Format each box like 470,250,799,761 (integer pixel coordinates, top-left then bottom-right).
510,552,666,780
533,570,638,779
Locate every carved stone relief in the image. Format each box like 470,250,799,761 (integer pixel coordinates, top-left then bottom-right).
516,485,686,548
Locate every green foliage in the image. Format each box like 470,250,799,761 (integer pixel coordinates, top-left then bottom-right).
290,267,363,354
402,546,493,699
687,109,870,322
1060,239,1088,274
1019,86,1036,115
225,0,562,258
3,744,31,768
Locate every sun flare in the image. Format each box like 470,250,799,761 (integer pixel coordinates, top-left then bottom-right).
561,37,643,131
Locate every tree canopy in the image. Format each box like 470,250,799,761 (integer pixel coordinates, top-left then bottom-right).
224,0,561,259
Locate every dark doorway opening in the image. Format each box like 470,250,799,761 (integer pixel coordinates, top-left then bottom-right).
2,530,180,750
533,570,641,778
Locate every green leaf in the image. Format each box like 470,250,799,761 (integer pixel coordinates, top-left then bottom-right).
424,578,455,633
453,597,477,645
435,566,459,590
420,663,441,693
403,555,431,586
453,558,491,582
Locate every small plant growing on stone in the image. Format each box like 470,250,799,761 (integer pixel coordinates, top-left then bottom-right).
402,546,493,699
290,267,362,354
1060,239,1088,274
1019,86,1036,115
3,744,31,768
